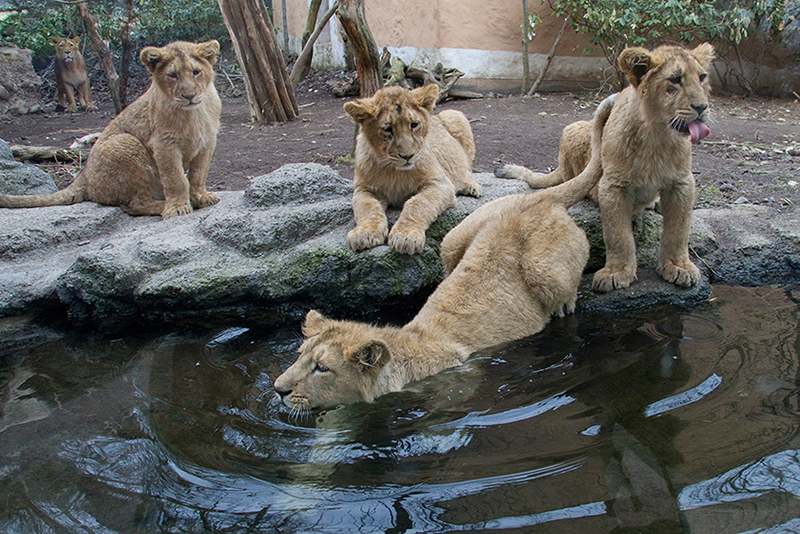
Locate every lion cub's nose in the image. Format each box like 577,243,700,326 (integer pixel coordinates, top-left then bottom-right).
274,384,291,399
399,153,414,162
691,103,708,116
183,93,197,102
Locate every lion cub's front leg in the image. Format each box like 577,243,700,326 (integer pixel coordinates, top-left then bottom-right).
592,183,638,293
388,181,456,255
154,146,193,219
187,143,220,209
348,189,389,251
656,179,701,287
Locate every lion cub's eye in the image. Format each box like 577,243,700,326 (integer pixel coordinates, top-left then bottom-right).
168,72,178,79
668,74,682,85
193,69,201,76
410,122,420,129
381,125,393,135
699,73,708,82
313,362,329,373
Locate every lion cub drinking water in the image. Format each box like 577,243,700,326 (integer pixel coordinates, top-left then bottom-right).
273,96,615,411
51,37,97,113
496,43,715,293
0,40,221,220
344,84,482,255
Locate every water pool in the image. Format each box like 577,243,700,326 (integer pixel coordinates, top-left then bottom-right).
1,285,799,533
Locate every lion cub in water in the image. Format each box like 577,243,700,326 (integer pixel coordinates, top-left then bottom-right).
344,84,481,255
273,96,616,411
0,40,221,220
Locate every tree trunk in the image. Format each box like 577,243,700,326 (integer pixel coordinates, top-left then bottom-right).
521,0,530,95
75,1,124,114
337,0,381,97
527,17,568,97
218,0,298,123
291,0,339,87
118,0,134,108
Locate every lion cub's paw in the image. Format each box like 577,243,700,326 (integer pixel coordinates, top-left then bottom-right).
348,225,388,251
658,261,701,288
86,104,98,112
193,191,220,208
162,202,194,219
459,180,482,198
388,227,425,255
592,268,636,293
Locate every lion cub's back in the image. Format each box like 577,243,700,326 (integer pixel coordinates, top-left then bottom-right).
435,109,476,162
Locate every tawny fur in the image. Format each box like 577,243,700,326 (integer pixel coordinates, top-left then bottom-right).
272,96,616,411
51,37,97,113
344,84,481,255
496,43,715,293
0,40,222,220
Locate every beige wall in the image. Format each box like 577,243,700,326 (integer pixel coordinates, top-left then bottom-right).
273,0,799,95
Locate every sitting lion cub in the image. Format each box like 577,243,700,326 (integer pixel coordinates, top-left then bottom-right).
51,37,97,113
344,84,482,255
0,40,221,220
496,43,715,293
273,96,615,411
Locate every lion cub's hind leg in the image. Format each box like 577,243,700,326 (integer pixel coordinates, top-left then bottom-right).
437,109,482,198
85,134,165,217
520,207,589,317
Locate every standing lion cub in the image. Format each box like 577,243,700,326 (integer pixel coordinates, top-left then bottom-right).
273,95,615,411
496,43,715,292
51,37,97,113
344,84,481,255
0,40,222,220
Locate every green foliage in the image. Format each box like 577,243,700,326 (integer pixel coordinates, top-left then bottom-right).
0,0,228,60
546,0,796,91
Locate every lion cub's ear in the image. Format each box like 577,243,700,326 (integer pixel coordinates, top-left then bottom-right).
140,46,165,73
618,47,658,87
50,37,61,46
349,340,391,372
411,84,439,112
343,97,377,123
302,310,330,337
69,37,80,46
692,43,715,68
196,40,220,65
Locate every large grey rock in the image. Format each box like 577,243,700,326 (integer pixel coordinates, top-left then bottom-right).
0,162,795,333
0,139,58,195
0,47,43,115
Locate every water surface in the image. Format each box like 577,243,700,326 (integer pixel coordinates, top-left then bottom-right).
1,285,800,533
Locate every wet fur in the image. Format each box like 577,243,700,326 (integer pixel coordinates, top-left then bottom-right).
496,43,715,292
0,40,222,220
272,96,616,411
344,84,481,255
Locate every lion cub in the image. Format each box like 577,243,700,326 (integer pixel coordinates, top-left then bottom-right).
0,40,221,220
344,85,481,255
51,37,97,113
273,96,615,411
496,44,715,293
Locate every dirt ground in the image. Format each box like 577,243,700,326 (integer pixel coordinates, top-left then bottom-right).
1,70,798,209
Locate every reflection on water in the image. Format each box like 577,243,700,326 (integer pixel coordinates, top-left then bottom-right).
2,285,800,533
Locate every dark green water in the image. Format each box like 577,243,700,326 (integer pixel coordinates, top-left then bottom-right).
2,285,800,533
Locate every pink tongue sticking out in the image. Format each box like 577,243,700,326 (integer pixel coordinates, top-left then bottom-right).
688,120,710,143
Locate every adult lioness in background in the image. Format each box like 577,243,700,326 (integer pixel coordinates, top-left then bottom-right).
51,37,97,112
0,40,221,220
272,95,615,411
496,43,715,293
344,84,482,255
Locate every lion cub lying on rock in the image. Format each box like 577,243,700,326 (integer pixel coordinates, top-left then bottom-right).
496,43,715,293
0,40,221,220
344,84,481,255
273,96,615,411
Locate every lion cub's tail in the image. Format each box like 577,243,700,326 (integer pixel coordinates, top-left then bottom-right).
0,173,87,208
535,93,617,208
